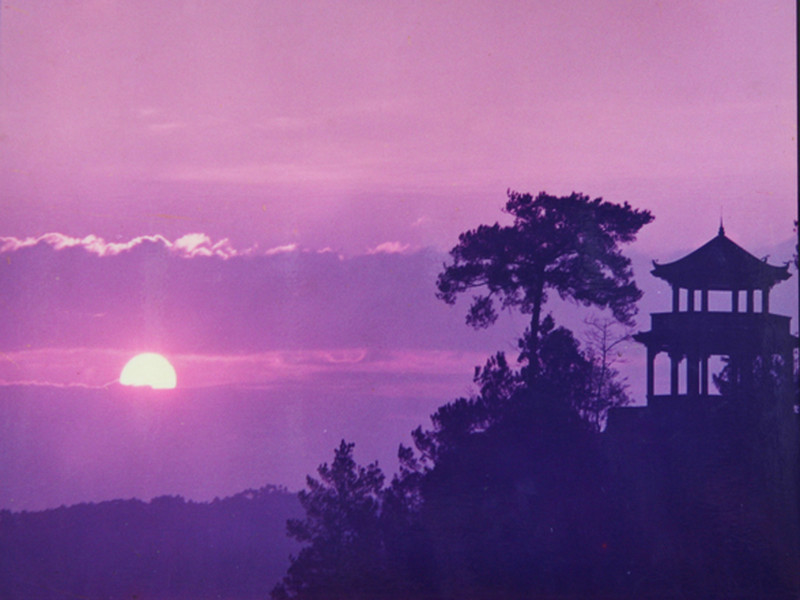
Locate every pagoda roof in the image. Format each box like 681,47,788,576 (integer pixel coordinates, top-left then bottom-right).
651,226,791,290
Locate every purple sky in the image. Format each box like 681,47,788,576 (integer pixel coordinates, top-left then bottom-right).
0,2,796,510
1,1,796,252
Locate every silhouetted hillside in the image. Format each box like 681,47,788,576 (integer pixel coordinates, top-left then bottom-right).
0,485,301,600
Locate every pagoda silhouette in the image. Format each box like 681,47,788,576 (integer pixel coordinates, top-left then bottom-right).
637,223,793,402
606,226,799,596
609,224,795,426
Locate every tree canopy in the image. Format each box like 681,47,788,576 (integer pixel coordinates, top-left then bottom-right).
271,199,798,599
436,191,653,345
272,441,388,600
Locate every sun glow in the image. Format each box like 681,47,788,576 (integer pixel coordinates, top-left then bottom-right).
119,353,177,389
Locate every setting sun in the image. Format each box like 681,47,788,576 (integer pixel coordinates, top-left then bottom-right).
119,353,177,389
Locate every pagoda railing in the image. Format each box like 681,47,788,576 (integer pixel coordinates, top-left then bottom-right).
644,312,794,356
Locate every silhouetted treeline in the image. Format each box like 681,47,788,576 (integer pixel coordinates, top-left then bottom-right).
273,193,799,599
273,341,799,599
0,485,301,599
272,192,650,599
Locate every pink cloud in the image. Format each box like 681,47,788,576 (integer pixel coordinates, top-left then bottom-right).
0,347,134,389
0,233,254,259
1,233,183,256
172,233,244,259
264,243,298,256
368,241,412,254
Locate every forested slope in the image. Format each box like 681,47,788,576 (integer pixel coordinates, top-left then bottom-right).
0,486,301,599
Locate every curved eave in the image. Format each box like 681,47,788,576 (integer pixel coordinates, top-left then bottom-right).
650,234,792,290
651,262,790,290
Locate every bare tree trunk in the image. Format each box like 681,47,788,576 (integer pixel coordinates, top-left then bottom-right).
524,279,546,384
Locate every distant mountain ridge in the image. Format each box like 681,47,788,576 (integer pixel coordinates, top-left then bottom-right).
0,485,301,600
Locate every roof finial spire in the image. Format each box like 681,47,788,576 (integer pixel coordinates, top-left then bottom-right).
718,207,725,236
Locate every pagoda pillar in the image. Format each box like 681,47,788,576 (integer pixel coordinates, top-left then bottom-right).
701,289,708,312
646,347,655,399
687,289,695,312
700,356,709,396
762,288,770,313
732,289,739,312
672,286,680,312
746,289,754,313
669,353,680,396
686,354,700,396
